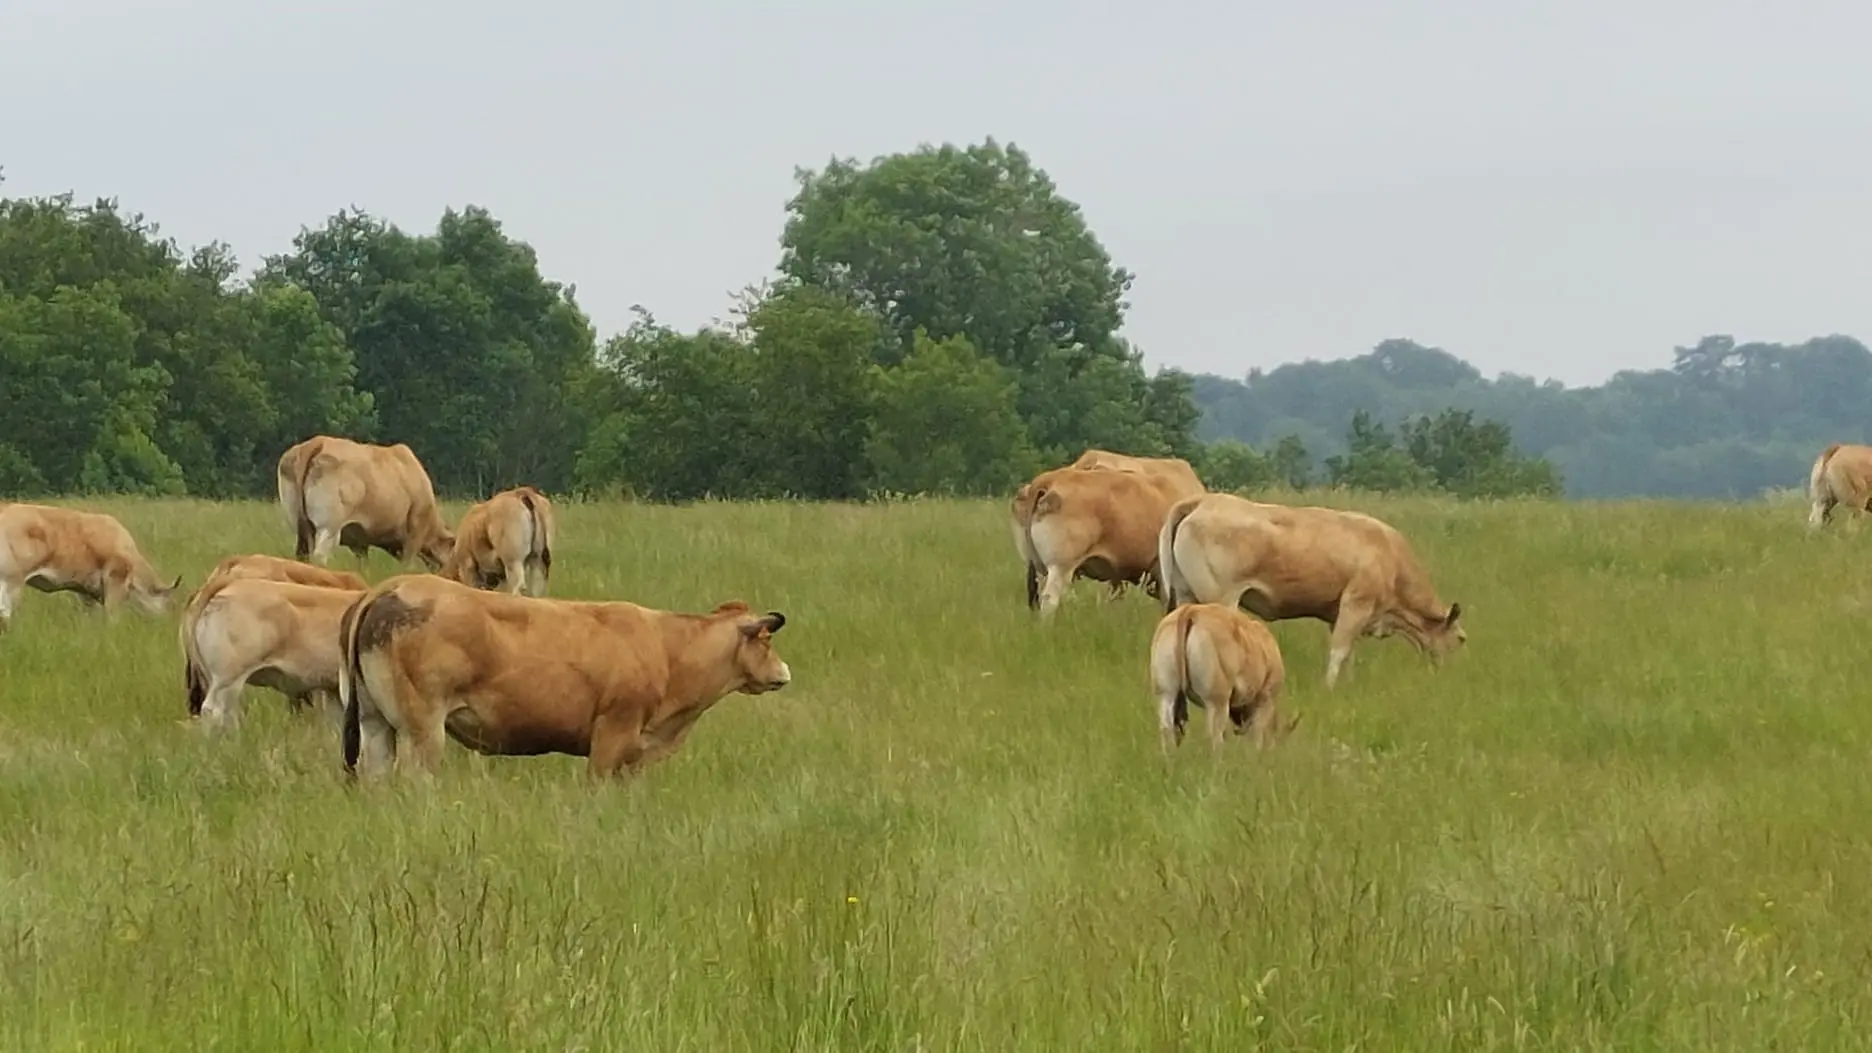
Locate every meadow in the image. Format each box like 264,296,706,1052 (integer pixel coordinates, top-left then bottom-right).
2,492,1871,1051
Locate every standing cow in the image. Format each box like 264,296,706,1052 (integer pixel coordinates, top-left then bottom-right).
1158,493,1464,687
1011,462,1205,616
276,435,455,570
1070,448,1206,495
1807,442,1872,531
339,575,793,780
1149,602,1298,755
0,503,181,630
438,485,557,596
181,576,366,728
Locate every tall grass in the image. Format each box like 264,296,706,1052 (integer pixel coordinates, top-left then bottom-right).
1,493,1869,1050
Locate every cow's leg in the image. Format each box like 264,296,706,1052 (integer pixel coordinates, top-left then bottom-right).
403,700,450,777
1156,686,1187,756
310,526,341,566
199,674,248,731
1237,683,1285,750
1810,494,1836,530
1325,600,1376,688
588,717,648,780
0,577,14,632
503,557,526,596
98,575,129,622
356,706,398,778
526,558,548,597
1038,561,1081,618
635,710,706,771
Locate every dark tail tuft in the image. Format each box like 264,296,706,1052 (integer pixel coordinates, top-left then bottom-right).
339,596,366,775
185,656,206,717
1025,562,1039,610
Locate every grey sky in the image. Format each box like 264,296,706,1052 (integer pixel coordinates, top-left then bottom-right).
7,0,1870,388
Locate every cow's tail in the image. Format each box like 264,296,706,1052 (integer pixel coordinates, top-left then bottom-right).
338,591,373,776
517,487,552,577
279,441,320,560
179,577,228,717
1010,483,1046,610
180,602,208,717
1810,443,1843,504
1173,607,1194,730
1157,496,1202,614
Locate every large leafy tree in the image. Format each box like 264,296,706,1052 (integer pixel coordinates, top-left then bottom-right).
778,137,1198,464
261,206,596,494
0,192,373,496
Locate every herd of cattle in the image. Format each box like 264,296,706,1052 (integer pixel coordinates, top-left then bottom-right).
3,435,1870,773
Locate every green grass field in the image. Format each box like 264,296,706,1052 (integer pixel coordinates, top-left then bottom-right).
3,492,1870,1050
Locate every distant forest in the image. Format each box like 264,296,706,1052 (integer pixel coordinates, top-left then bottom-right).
1190,335,1861,499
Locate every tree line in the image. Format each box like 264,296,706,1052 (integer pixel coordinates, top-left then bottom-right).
0,146,1564,503
1192,334,1872,500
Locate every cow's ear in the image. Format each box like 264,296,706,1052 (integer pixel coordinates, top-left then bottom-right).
739,612,786,638
713,600,751,616
1445,602,1462,627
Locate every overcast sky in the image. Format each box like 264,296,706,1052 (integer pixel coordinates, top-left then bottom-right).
6,0,1870,388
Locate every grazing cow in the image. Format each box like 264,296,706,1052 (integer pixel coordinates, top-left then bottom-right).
1071,448,1206,494
438,485,556,596
1807,442,1872,531
1010,464,1204,616
181,576,366,728
0,503,180,630
276,435,454,570
338,574,793,780
1149,602,1298,755
1158,493,1464,687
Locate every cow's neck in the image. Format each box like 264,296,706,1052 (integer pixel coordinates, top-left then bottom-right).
658,618,745,715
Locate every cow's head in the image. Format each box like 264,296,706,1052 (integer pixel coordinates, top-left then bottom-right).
1422,602,1465,664
135,574,185,614
417,527,456,571
712,601,792,695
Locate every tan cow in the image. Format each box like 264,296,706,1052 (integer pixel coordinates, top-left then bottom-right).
197,553,369,594
437,485,556,596
338,574,793,780
276,435,454,570
1149,602,1298,755
0,503,180,630
1071,448,1206,494
1807,442,1872,531
1010,464,1205,616
1158,493,1465,687
181,576,366,728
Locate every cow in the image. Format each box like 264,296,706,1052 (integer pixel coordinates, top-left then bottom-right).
0,503,181,630
1010,464,1205,616
276,435,454,570
1149,602,1299,755
1807,442,1872,531
437,485,556,596
181,576,367,728
337,574,793,780
196,553,369,594
1071,448,1206,494
1158,493,1464,687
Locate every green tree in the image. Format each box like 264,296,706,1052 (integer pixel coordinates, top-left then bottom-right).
1400,408,1562,498
732,283,883,499
1324,411,1435,492
864,332,1039,496
778,137,1197,462
261,205,595,493
1197,440,1272,493
575,309,761,501
1268,435,1313,490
